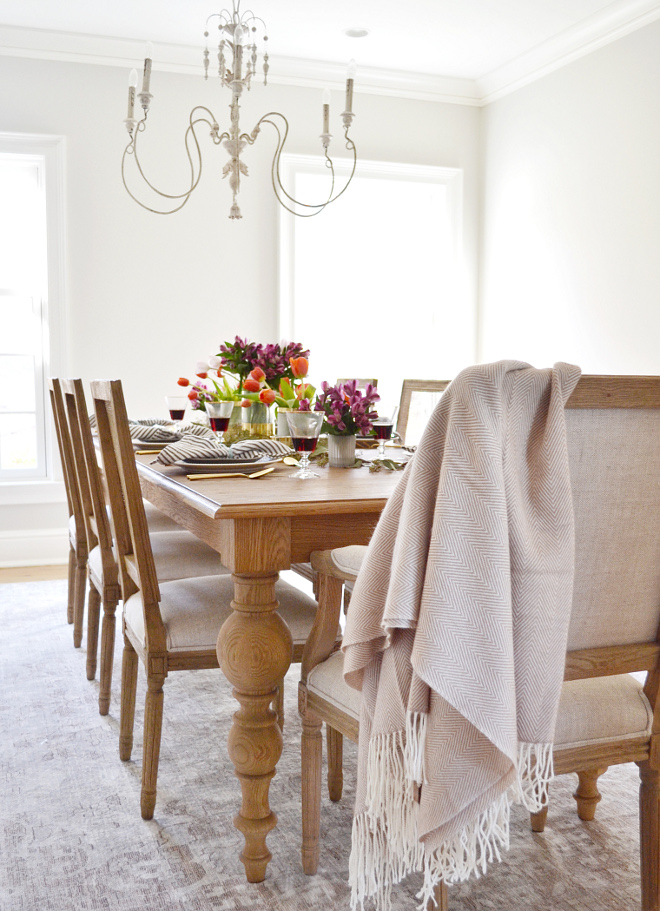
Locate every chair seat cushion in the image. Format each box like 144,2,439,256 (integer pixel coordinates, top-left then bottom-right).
307,654,653,749
330,545,367,577
88,531,230,587
124,575,319,653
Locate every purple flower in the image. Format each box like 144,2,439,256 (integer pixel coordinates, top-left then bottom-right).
314,380,380,436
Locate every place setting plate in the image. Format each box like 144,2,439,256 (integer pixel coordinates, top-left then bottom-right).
173,455,281,474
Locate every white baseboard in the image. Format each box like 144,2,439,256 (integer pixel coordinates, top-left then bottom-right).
0,528,69,567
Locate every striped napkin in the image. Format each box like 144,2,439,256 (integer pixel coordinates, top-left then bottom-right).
155,436,292,466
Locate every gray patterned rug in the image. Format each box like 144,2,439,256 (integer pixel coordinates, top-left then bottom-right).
0,581,642,910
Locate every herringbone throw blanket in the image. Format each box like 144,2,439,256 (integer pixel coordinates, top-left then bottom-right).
342,361,581,910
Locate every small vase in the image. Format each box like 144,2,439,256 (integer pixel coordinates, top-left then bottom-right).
242,401,273,438
221,403,245,445
327,433,357,468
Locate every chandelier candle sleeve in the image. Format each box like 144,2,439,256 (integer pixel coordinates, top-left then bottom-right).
142,42,153,94
322,89,330,134
345,59,356,114
127,69,138,120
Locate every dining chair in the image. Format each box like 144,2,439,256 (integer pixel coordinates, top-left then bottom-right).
49,377,91,647
61,378,233,716
395,378,450,447
298,375,660,911
90,378,326,820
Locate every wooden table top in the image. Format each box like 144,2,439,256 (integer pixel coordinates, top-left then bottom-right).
135,452,406,520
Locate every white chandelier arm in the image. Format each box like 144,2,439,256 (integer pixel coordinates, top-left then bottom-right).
121,107,224,215
242,111,357,217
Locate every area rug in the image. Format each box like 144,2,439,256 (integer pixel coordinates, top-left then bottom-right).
0,580,643,910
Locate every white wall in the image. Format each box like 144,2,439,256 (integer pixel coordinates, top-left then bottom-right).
0,53,481,563
479,19,660,372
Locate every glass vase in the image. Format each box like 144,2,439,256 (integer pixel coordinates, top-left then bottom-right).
242,401,273,438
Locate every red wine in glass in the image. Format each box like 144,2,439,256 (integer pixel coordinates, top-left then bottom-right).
373,421,394,457
210,416,230,433
169,409,186,421
292,437,318,452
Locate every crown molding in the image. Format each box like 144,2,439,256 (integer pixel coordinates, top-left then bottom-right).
2,1,660,109
0,25,479,105
477,0,660,103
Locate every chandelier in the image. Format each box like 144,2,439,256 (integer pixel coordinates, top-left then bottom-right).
122,2,357,220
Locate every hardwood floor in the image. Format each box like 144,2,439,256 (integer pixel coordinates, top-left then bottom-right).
0,564,68,584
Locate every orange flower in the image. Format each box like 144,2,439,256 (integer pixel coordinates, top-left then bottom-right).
290,356,308,379
259,388,276,405
187,389,199,400
241,399,252,408
177,377,190,387
250,366,266,382
195,371,208,379
243,376,261,393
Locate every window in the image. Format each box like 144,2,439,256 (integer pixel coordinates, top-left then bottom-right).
0,134,65,485
279,155,472,417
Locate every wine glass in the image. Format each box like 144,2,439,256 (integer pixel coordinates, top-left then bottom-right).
165,395,187,422
286,411,324,479
372,419,394,458
206,401,234,444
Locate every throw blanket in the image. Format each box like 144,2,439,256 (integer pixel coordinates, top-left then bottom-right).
342,361,581,910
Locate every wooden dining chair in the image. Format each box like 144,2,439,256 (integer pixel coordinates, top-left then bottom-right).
61,378,233,716
90,378,325,820
49,378,91,647
298,375,660,911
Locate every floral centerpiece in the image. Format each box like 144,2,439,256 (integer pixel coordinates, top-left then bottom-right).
314,380,380,467
218,336,310,395
314,379,379,435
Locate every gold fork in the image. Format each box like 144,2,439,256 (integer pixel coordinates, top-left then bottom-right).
187,466,277,481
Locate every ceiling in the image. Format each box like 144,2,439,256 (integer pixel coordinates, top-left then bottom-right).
1,0,659,102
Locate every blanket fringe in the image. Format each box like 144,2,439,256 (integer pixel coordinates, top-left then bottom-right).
513,742,554,813
349,720,554,910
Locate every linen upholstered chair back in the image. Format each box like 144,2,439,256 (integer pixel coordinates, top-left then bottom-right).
564,378,660,657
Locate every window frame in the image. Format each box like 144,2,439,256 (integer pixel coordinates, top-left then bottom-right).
0,133,67,503
278,153,464,347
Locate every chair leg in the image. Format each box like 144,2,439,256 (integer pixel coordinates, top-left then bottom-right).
85,585,101,680
141,669,166,820
301,710,323,875
119,635,139,762
72,554,87,648
67,547,76,624
573,767,608,821
327,725,343,802
98,596,118,716
638,760,660,911
432,881,449,911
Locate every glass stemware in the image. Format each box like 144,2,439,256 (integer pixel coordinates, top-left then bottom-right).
206,400,234,444
165,395,188,422
286,411,324,479
372,420,394,458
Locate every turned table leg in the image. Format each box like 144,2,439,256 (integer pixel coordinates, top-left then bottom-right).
218,571,293,883
573,767,608,821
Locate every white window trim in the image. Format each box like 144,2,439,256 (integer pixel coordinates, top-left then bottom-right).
278,153,464,343
0,132,68,505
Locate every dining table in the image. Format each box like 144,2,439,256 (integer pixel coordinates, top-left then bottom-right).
134,450,404,883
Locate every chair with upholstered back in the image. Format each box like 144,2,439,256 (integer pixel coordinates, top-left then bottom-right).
90,378,323,820
299,375,660,911
395,378,450,447
49,377,92,648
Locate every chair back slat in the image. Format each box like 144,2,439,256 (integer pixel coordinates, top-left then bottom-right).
565,377,660,660
62,378,116,579
48,378,88,551
90,380,161,612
